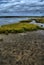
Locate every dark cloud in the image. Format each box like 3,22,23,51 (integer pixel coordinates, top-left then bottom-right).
0,0,44,16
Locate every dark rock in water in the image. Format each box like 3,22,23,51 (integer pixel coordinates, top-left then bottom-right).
41,25,43,27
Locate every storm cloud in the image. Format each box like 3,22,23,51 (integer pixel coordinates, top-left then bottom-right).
0,0,44,16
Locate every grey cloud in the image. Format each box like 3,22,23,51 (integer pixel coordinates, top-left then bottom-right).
0,0,44,16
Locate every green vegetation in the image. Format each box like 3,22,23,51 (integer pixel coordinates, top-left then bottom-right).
0,22,40,34
19,17,44,23
19,19,31,23
0,17,44,34
35,18,44,23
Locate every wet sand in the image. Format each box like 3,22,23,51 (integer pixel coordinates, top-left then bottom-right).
0,30,44,65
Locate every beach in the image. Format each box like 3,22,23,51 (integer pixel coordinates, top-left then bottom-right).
0,30,44,65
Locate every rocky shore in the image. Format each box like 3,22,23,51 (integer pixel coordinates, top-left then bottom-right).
0,30,44,65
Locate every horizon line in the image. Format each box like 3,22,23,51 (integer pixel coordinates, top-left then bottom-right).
0,16,44,18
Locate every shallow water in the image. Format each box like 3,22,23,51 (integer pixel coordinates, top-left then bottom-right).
0,17,29,25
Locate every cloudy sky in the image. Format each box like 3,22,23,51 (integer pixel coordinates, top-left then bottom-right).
0,0,44,16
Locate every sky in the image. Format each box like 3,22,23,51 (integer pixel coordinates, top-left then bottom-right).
0,0,44,16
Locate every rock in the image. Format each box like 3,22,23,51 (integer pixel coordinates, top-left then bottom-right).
0,38,3,41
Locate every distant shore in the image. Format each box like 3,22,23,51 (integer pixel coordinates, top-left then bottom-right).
0,16,44,18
